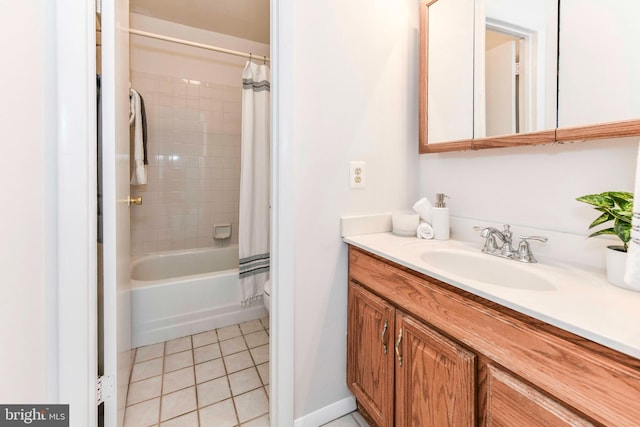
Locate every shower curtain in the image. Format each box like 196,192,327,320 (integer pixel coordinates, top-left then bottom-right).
239,60,270,305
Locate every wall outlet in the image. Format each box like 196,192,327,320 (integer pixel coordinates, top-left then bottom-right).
349,161,366,189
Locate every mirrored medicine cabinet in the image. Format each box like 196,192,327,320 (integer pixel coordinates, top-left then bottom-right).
419,0,640,154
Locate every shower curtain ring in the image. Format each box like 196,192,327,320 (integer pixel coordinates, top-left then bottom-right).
263,56,266,65
249,53,253,62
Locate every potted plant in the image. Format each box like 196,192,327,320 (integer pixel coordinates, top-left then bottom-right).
576,191,634,289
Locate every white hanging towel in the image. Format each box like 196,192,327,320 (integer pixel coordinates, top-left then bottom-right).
238,61,271,305
130,88,147,185
624,140,640,288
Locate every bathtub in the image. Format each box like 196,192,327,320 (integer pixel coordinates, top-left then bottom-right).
130,245,267,348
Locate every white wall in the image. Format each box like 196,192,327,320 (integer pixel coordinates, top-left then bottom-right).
130,14,268,86
419,137,638,266
0,1,50,402
288,0,420,420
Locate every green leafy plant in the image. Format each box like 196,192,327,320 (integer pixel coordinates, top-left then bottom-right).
576,191,634,251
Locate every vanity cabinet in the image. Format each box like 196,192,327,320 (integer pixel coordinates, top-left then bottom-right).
394,311,475,426
348,282,475,427
347,283,395,427
347,245,640,426
483,364,594,426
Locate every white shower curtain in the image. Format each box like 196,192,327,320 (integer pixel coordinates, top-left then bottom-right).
239,60,270,305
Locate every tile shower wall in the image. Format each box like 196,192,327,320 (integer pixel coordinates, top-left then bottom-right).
129,70,242,256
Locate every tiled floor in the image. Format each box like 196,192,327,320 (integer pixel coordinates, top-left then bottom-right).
321,411,370,427
124,317,270,427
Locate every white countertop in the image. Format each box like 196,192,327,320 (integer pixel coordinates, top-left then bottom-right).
344,232,640,359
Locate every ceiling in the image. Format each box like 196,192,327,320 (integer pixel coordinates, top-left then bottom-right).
130,0,270,44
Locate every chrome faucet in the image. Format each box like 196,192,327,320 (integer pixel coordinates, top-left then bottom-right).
513,235,548,263
474,224,547,263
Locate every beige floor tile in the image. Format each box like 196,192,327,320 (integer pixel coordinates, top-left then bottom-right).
160,387,197,422
135,343,164,363
234,387,268,423
351,411,371,427
216,324,241,341
131,358,163,382
249,344,269,365
127,322,271,427
259,316,269,329
244,330,269,349
160,410,198,427
197,376,231,407
223,350,254,374
124,397,160,427
199,398,238,427
195,358,226,384
322,413,370,427
165,336,192,355
162,366,195,394
323,416,357,426
194,342,221,364
127,375,162,405
229,367,262,396
192,330,218,348
164,350,193,373
239,319,264,335
241,414,270,427
220,336,248,356
256,362,269,386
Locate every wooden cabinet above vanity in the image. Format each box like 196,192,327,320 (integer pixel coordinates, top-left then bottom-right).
347,245,640,426
419,0,640,153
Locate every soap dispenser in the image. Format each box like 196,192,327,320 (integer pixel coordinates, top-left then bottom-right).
432,193,450,240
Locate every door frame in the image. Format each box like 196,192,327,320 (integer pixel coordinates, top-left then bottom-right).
270,0,295,425
54,0,99,425
54,0,297,426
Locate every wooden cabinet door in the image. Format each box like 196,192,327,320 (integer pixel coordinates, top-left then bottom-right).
347,282,395,427
395,312,476,427
483,364,595,427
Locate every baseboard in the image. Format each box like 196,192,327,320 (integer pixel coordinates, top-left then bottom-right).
294,396,356,427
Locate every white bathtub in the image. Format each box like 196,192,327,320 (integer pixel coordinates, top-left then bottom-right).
130,245,267,347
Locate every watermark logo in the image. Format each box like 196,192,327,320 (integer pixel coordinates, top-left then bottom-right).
0,405,68,426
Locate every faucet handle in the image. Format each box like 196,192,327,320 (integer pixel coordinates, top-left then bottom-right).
515,235,548,263
473,225,490,238
474,226,498,253
519,235,548,243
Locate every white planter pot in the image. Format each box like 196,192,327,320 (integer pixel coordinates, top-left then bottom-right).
606,246,638,291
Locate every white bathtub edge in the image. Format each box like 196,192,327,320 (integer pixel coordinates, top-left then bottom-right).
132,302,267,348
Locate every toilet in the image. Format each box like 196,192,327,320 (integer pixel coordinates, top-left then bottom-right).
263,279,271,313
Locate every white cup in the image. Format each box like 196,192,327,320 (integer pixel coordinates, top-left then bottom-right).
412,197,433,223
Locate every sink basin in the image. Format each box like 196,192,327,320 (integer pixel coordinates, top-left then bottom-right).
418,249,557,291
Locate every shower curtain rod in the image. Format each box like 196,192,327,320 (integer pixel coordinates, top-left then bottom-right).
129,28,270,63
